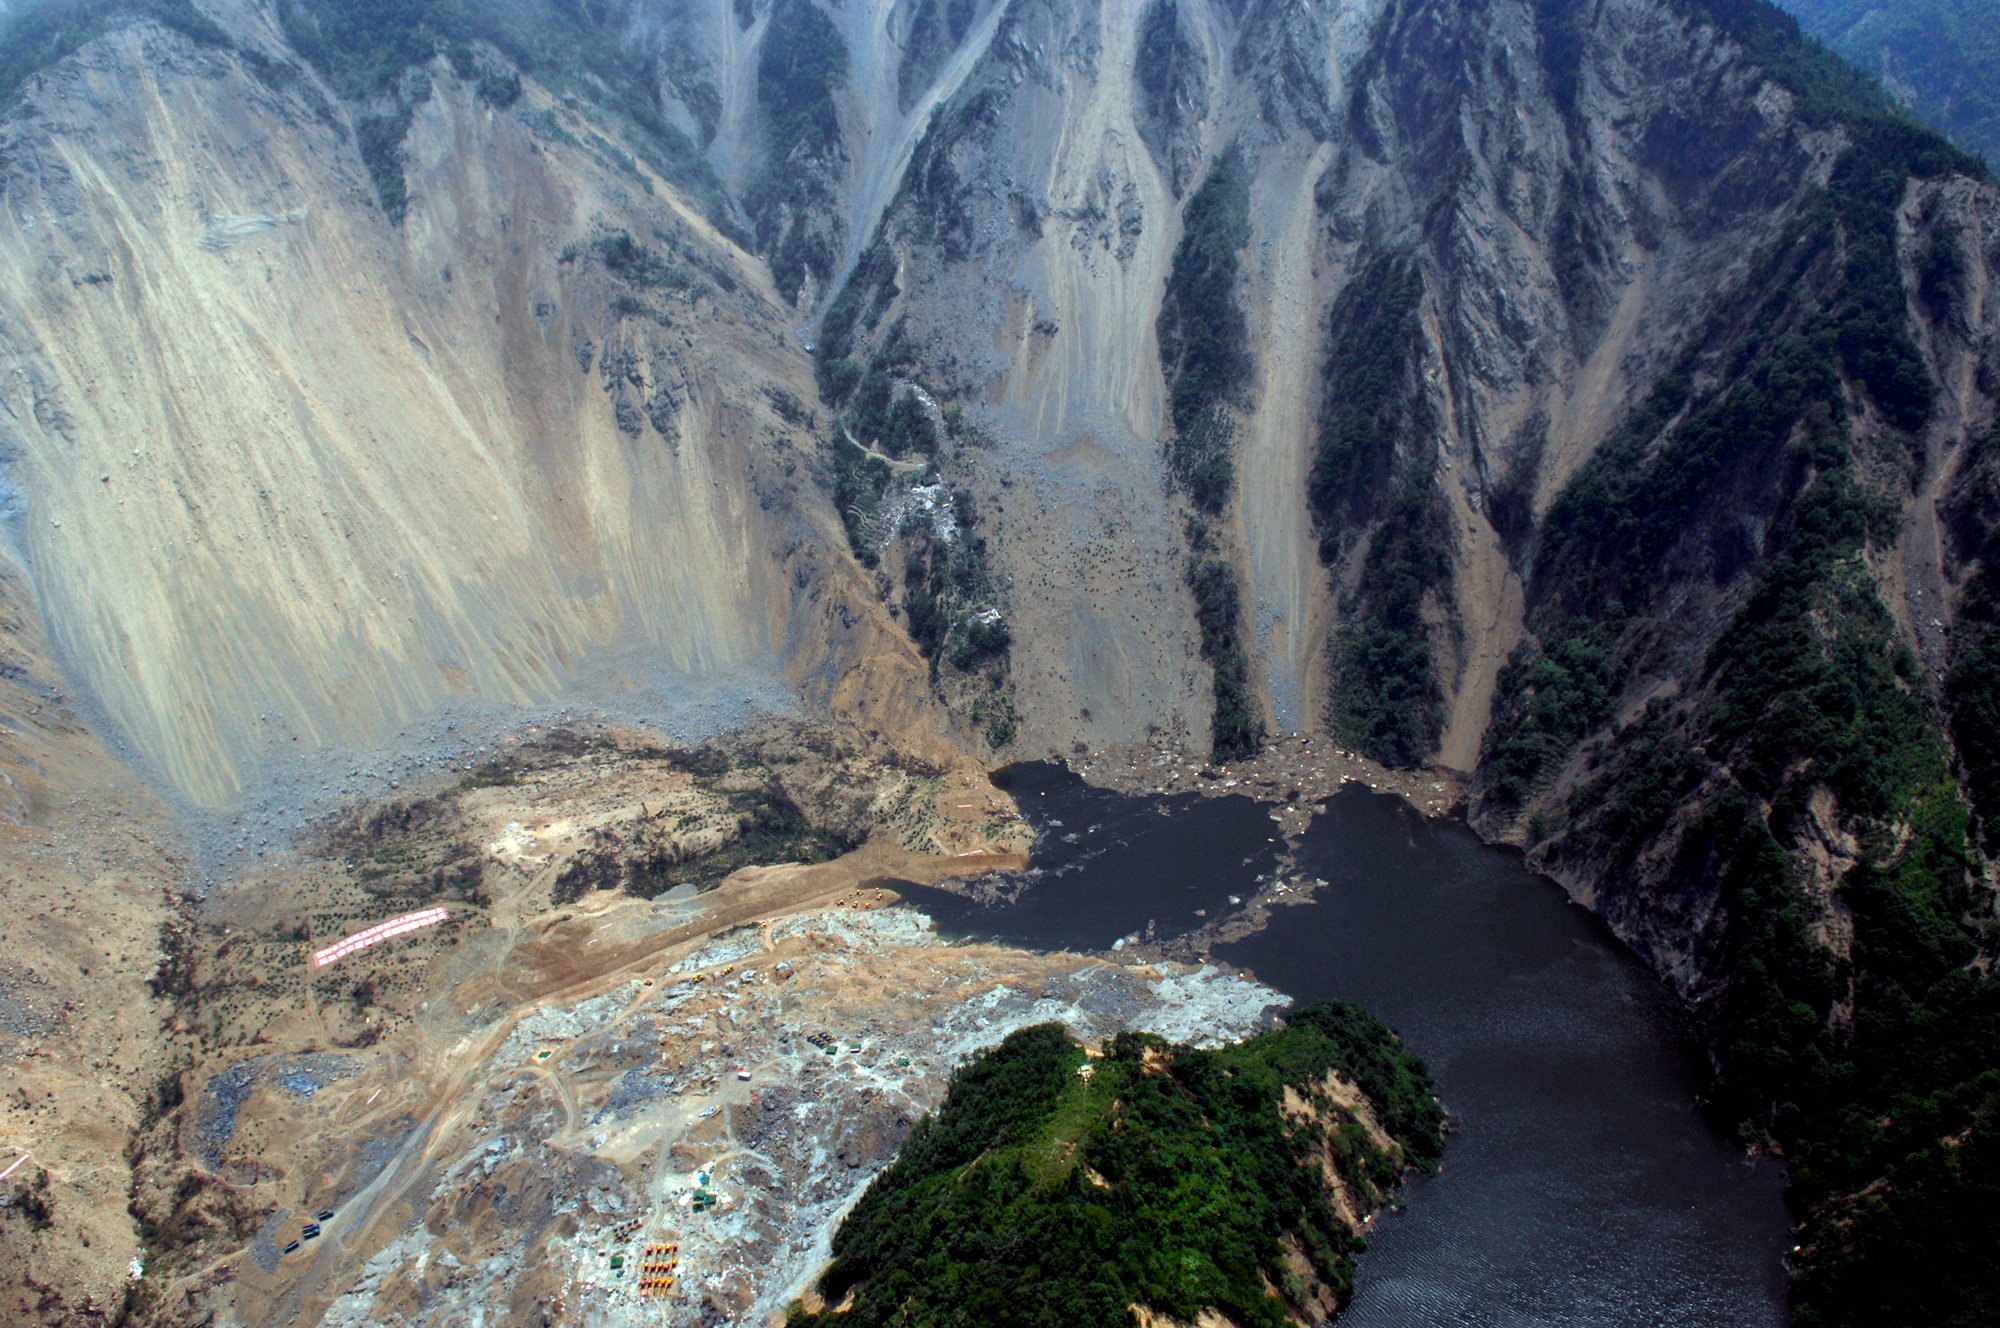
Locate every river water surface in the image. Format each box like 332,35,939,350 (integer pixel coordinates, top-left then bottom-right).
900,761,1790,1326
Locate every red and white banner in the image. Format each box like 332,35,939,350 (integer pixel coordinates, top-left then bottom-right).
313,907,449,967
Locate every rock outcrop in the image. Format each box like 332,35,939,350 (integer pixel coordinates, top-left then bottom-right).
0,2,1996,1321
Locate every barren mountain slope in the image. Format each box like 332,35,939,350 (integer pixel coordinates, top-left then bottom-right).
0,560,188,1325
820,0,1863,765
0,15,933,809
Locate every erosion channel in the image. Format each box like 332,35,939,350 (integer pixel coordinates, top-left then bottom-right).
901,762,1793,1326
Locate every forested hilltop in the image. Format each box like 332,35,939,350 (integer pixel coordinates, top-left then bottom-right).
788,1007,1443,1328
1776,0,2000,166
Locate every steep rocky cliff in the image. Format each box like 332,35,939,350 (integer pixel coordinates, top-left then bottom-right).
0,2,942,811
0,0,1994,1322
786,3,2000,1320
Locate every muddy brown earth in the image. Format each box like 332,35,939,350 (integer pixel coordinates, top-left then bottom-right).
96,720,1301,1328
1074,730,1465,832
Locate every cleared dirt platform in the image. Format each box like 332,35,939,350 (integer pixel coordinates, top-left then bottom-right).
133,723,1277,1328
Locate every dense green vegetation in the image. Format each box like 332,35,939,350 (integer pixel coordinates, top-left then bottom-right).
745,0,848,303
1945,423,2000,850
1479,622,1623,808
1156,149,1261,762
789,1005,1442,1328
905,489,1010,674
1776,0,2000,167
815,241,901,401
1186,522,1260,764
1535,132,1961,614
1308,255,1424,545
1158,146,1252,514
824,327,929,566
1135,1,1188,124
1490,19,1996,1317
1330,493,1451,768
845,365,938,461
1134,0,1202,186
1310,253,1451,768
831,434,893,567
355,108,416,222
1690,0,1925,125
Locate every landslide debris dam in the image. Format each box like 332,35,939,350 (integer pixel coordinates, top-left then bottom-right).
0,1,1994,1325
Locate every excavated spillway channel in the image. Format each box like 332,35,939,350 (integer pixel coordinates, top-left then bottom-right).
899,762,1790,1327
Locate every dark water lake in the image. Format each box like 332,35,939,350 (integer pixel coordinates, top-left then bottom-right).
900,761,1791,1326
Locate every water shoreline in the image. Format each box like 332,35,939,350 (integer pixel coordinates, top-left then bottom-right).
904,761,1794,1326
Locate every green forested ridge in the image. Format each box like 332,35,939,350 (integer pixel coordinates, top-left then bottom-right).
1690,0,1933,131
745,0,848,303
814,240,901,400
788,1006,1441,1328
1310,253,1452,769
1156,147,1261,762
1776,0,2000,167
1158,145,1253,512
844,361,938,462
1185,519,1259,764
1134,0,1201,189
1485,19,1998,1318
1945,422,2000,851
1479,621,1623,812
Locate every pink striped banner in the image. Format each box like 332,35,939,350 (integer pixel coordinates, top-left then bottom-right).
313,907,449,967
